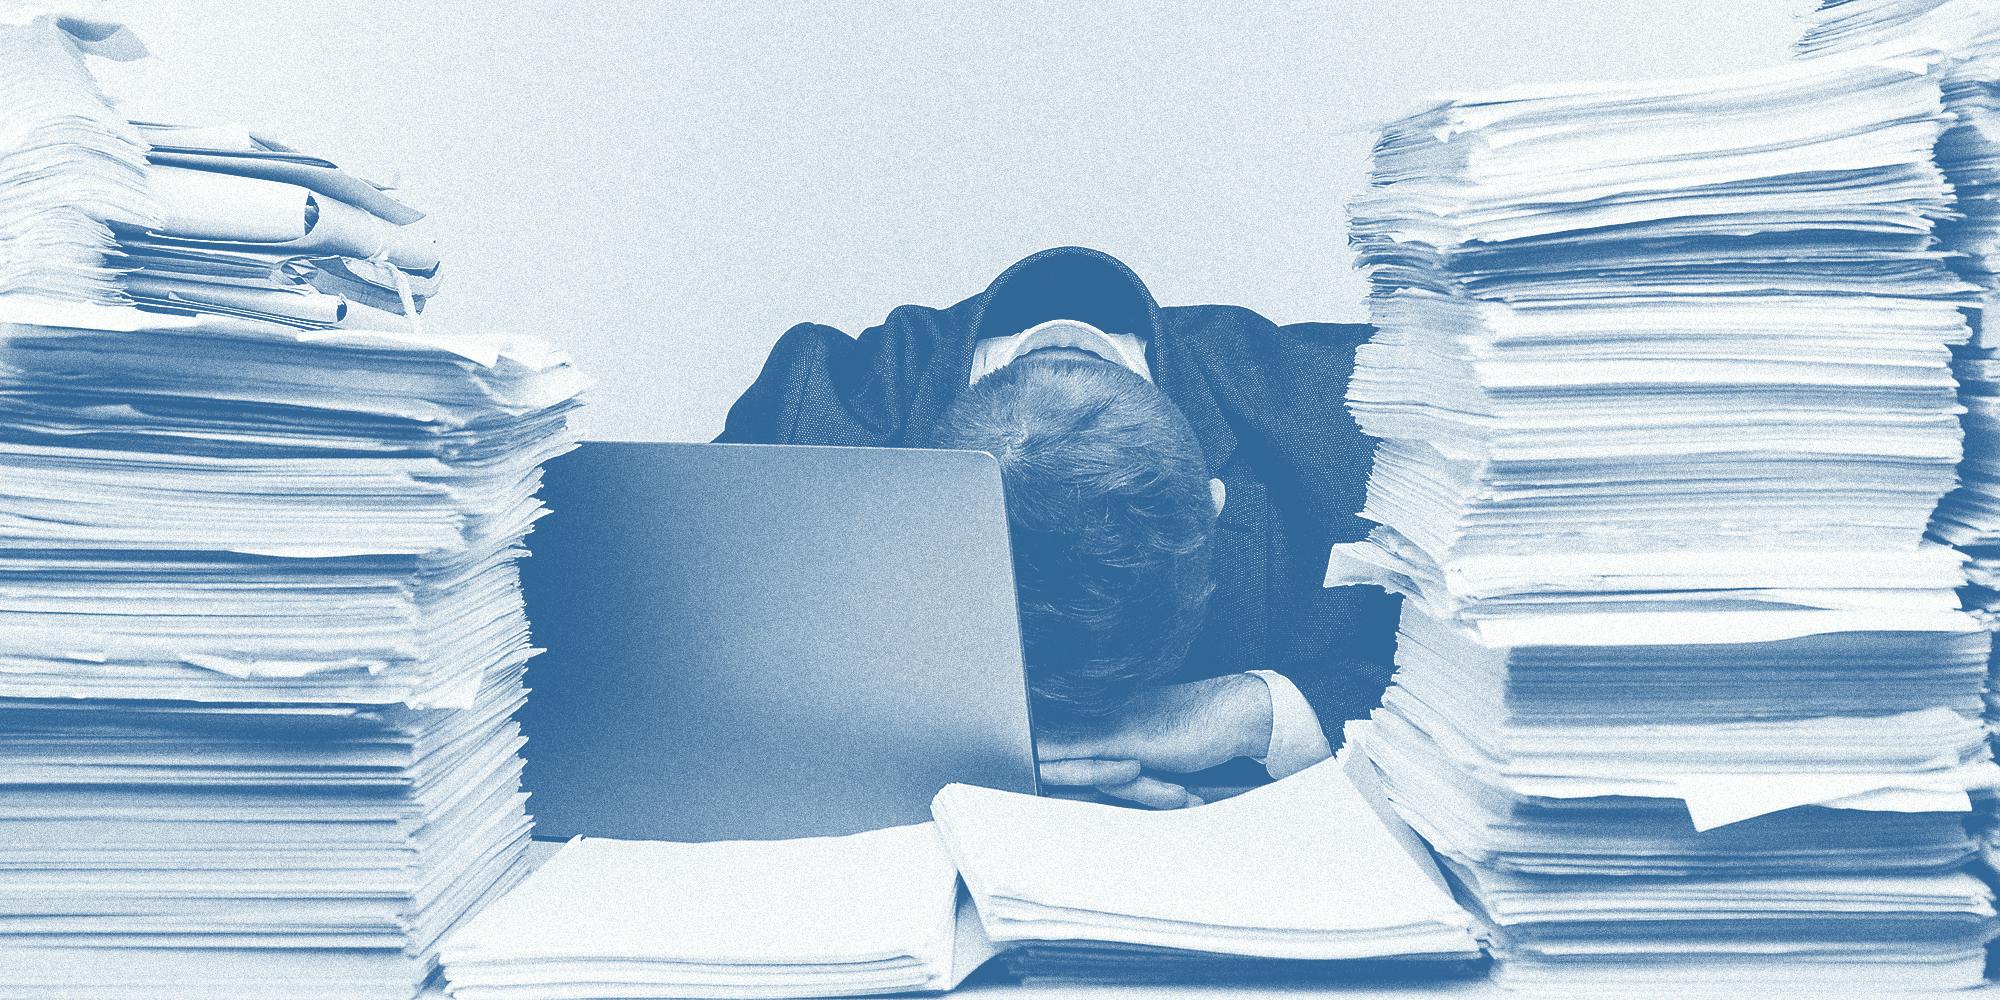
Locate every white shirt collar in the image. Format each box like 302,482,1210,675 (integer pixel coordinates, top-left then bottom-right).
968,319,1153,385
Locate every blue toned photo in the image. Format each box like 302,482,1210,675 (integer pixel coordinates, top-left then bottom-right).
3,2,2000,999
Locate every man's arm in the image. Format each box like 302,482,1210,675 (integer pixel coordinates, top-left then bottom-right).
1247,669,1335,779
1033,660,1371,801
1236,317,1399,748
1038,316,1396,794
1273,586,1403,747
1033,672,1275,806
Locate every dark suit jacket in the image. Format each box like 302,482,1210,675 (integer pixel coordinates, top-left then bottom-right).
714,269,1399,748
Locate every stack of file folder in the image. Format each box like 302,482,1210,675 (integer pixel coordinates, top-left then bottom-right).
1801,0,2000,892
1328,47,2000,993
0,14,587,1000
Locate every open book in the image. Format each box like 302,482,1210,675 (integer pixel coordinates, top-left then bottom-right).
438,822,993,1000
932,751,1482,982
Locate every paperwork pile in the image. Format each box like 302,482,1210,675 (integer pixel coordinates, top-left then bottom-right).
0,13,436,328
931,755,1480,984
0,13,153,302
115,120,440,329
438,757,1479,998
1329,48,2000,993
440,825,990,1000
0,15,586,1000
1800,0,2000,887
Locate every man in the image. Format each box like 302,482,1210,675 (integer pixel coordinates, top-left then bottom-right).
718,246,1397,808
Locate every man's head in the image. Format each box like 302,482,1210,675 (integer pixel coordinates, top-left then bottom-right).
923,348,1217,727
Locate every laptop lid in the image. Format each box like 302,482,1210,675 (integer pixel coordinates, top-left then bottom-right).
518,441,1040,842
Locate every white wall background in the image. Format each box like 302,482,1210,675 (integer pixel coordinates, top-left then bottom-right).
93,1,1817,441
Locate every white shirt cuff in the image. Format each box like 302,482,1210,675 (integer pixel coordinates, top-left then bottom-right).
1246,669,1333,780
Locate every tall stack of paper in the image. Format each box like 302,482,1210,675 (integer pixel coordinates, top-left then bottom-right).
1328,48,2000,994
930,756,1480,983
439,825,992,1000
0,13,587,1000
0,311,585,1000
1801,0,2000,891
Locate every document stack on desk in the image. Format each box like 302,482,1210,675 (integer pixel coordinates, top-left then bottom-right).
931,755,1481,984
1800,0,2000,888
1330,48,2000,994
0,14,588,1000
0,314,585,1000
439,824,990,1000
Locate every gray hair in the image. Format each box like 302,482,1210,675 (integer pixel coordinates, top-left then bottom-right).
923,354,1217,725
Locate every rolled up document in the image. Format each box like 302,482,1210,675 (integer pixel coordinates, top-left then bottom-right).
145,166,440,271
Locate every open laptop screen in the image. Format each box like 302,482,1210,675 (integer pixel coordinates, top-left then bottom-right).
517,442,1039,842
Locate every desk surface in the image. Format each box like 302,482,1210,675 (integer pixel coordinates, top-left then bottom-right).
417,841,2000,1000
422,976,1502,1000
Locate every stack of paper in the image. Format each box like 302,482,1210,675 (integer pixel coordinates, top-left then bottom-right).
0,14,155,302
113,120,440,330
0,14,587,1000
930,756,1481,983
1,14,436,328
0,309,585,1000
1801,0,2000,889
438,825,992,1000
1329,48,2000,993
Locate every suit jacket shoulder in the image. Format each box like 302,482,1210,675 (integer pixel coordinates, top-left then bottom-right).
715,300,976,446
1158,305,1376,533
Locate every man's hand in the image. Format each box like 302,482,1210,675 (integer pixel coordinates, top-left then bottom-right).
1036,758,1205,810
1035,673,1274,809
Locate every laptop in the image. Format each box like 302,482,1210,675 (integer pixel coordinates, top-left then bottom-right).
516,441,1041,842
